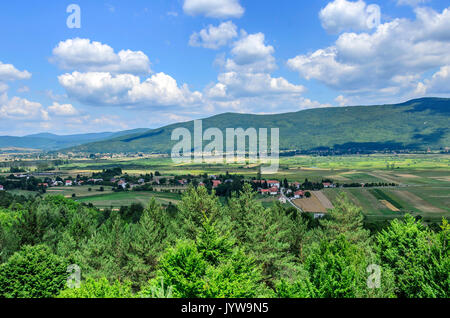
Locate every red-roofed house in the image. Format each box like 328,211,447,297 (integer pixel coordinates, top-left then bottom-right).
118,180,127,189
65,180,73,186
322,182,335,188
260,189,270,195
212,180,222,188
267,180,280,188
269,187,279,195
294,190,305,199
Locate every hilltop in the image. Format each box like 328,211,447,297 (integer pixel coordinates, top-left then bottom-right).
62,98,449,154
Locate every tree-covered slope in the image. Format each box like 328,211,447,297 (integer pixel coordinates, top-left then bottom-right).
0,128,148,151
64,98,450,154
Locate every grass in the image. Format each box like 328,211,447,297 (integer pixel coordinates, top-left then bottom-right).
2,154,448,222
76,191,182,208
369,189,403,210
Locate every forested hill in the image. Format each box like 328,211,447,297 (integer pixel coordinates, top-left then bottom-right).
65,97,449,153
0,128,148,151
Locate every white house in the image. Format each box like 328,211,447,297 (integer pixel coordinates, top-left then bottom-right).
0,185,4,191
267,180,280,188
65,180,73,186
269,187,279,195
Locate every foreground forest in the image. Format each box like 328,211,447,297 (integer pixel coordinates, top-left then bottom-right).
0,184,448,298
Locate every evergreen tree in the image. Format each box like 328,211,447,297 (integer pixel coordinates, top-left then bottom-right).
375,215,449,298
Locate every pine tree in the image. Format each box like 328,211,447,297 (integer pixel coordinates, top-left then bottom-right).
177,185,222,240
320,193,370,243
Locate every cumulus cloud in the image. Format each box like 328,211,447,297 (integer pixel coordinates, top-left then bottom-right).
52,38,151,74
0,62,31,82
207,72,305,99
0,93,46,120
204,31,306,112
298,98,333,109
415,65,450,95
183,0,244,18
225,32,276,73
47,102,79,116
319,0,381,34
335,95,351,106
288,7,450,99
58,71,202,107
189,21,238,49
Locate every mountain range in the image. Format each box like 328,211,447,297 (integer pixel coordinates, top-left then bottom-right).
1,98,449,154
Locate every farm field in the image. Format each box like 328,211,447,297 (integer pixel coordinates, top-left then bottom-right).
2,154,449,222
293,191,332,213
76,190,182,208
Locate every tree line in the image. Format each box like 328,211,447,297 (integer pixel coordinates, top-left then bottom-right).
0,186,448,298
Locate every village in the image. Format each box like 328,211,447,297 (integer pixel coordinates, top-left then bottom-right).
0,167,399,216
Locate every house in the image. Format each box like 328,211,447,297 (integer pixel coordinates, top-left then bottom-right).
138,178,145,184
322,182,335,188
178,179,188,185
118,180,127,189
88,178,103,184
0,185,4,191
294,190,305,199
38,183,49,188
279,196,287,204
292,182,301,189
260,189,270,195
212,180,222,188
269,187,279,195
198,182,205,187
267,180,280,188
65,180,73,186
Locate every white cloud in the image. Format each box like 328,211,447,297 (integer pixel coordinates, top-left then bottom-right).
58,71,202,107
335,95,351,106
288,7,450,100
319,0,381,34
207,72,305,99
0,83,8,94
52,38,151,74
204,31,306,112
0,62,31,82
226,32,276,73
48,102,79,116
183,0,244,18
298,98,333,109
0,93,45,120
415,65,450,95
189,21,238,49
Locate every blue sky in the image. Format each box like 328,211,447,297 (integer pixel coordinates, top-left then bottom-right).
0,0,449,135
